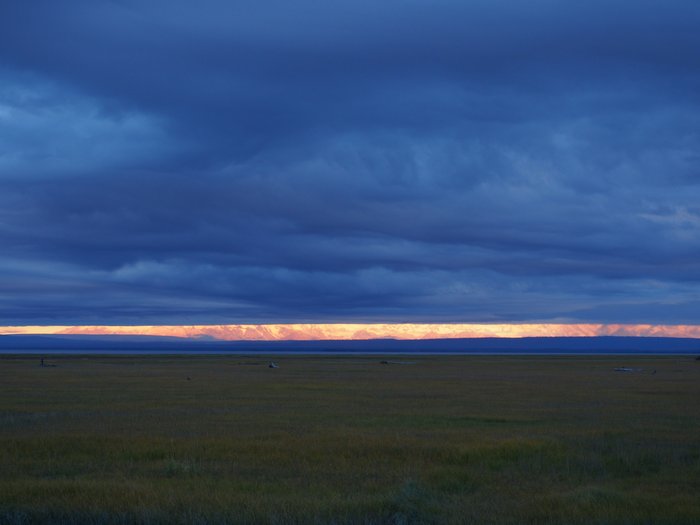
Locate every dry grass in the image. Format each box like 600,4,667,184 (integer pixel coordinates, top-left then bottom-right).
1,355,699,524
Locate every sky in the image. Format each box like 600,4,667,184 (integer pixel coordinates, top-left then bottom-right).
1,1,700,332
4,324,700,341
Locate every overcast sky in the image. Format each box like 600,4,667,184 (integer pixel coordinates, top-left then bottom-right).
1,0,699,326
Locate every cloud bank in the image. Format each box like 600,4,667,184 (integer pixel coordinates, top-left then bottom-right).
1,1,699,325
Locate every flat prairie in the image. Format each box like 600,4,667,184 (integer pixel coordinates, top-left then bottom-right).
1,355,699,524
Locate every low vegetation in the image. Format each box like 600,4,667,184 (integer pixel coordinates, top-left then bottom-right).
1,355,699,524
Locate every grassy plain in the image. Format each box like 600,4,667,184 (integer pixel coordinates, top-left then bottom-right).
1,355,699,524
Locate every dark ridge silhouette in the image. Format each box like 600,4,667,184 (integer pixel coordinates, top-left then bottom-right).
1,335,700,354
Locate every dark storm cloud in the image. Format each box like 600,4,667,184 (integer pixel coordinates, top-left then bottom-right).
1,0,699,324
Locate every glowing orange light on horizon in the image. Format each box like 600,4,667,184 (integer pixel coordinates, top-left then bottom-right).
2,323,700,340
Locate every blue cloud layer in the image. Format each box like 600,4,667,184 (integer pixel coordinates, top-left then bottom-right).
1,0,699,324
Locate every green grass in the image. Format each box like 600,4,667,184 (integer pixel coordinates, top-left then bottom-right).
1,355,699,524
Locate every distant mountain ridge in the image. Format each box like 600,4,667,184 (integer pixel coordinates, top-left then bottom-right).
1,334,700,354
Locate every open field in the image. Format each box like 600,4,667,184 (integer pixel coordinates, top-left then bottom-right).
1,355,699,524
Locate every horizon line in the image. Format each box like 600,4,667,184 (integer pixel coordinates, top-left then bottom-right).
2,323,700,340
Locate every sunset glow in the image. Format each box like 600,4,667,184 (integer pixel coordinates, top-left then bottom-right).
3,323,700,340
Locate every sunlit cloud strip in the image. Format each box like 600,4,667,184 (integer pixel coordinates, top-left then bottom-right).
2,324,700,340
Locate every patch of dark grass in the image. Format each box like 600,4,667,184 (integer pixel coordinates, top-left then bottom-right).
388,479,442,525
1,355,699,524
